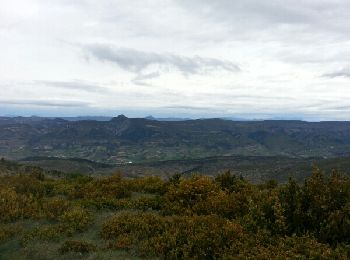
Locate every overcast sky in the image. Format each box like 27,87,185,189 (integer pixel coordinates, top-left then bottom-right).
1,0,350,120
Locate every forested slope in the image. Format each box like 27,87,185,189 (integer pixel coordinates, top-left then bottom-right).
2,116,350,163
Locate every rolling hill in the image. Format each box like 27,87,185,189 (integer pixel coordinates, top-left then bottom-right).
1,115,350,164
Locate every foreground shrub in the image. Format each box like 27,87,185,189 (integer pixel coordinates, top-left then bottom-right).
101,212,165,242
80,195,163,212
101,212,244,259
59,207,93,235
191,190,251,219
69,174,131,200
319,202,350,244
163,175,220,215
0,224,22,244
79,198,131,210
59,240,97,254
140,215,244,259
41,197,71,220
21,207,93,245
128,176,167,194
163,175,253,218
0,188,39,221
0,175,53,198
215,171,252,193
225,234,350,259
278,169,350,244
0,166,349,259
21,225,62,245
130,196,163,211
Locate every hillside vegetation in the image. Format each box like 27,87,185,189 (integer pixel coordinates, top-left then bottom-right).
0,166,349,259
2,116,350,163
16,155,350,183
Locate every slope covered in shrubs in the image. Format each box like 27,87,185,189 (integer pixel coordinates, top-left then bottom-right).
0,167,349,259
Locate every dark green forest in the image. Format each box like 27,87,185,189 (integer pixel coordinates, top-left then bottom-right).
0,162,349,259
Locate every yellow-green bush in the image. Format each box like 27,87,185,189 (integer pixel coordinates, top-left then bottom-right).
215,171,252,193
2,175,52,198
130,196,163,211
0,188,39,221
69,174,131,200
141,215,244,259
21,207,93,245
0,165,349,258
128,176,167,194
101,212,166,242
101,212,244,259
21,225,63,245
59,207,93,235
51,179,76,196
224,235,349,259
191,190,251,219
163,175,220,215
80,195,162,211
0,224,22,244
41,197,71,220
59,240,97,254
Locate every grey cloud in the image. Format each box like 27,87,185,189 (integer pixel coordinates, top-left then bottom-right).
200,94,296,101
325,106,350,111
84,44,240,75
322,68,350,78
175,0,350,67
131,80,151,87
179,0,310,25
134,72,161,81
0,99,91,108
131,72,161,86
178,0,350,31
163,105,215,111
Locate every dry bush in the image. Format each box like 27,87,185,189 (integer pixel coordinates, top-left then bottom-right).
0,223,22,244
101,212,165,242
0,188,39,221
128,176,167,194
163,175,221,215
21,207,93,245
59,240,97,254
59,207,93,235
21,225,63,245
69,174,131,200
41,197,71,220
101,212,244,259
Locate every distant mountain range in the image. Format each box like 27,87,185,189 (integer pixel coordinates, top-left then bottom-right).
1,115,350,164
0,115,298,122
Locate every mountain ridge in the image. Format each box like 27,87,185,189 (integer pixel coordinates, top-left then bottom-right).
1,115,350,163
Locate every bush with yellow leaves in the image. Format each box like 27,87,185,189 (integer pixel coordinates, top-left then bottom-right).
0,188,39,222
59,240,97,254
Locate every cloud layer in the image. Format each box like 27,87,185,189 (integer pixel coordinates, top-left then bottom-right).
84,44,240,76
0,99,90,107
1,0,350,120
322,68,350,78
